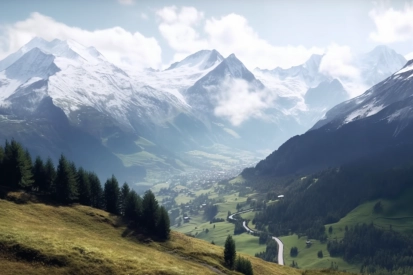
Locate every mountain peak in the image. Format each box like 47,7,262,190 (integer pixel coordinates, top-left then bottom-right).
5,47,60,82
303,53,323,72
207,52,261,84
21,37,50,53
165,49,224,71
370,45,396,55
227,53,236,58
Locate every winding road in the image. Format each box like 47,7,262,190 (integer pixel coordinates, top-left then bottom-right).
228,210,284,265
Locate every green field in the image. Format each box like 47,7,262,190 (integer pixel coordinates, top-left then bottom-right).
327,187,413,240
173,191,267,257
280,235,359,273
278,188,413,273
176,216,268,257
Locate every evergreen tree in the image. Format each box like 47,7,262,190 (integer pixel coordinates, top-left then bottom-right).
69,161,78,182
104,175,120,214
0,145,4,185
142,190,159,233
77,167,91,206
89,172,103,209
24,149,33,171
224,235,236,269
43,158,56,193
290,247,298,257
0,145,3,162
3,140,34,189
235,256,253,275
32,156,46,191
124,190,142,222
120,182,130,216
55,154,78,203
157,206,170,240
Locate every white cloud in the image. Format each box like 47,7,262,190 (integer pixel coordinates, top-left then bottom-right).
0,12,162,69
156,6,207,53
319,43,368,97
213,77,276,125
369,4,413,43
156,7,323,70
319,44,360,80
118,0,135,5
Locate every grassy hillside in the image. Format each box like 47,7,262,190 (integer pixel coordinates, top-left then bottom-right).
279,188,413,273
326,187,413,239
280,235,360,274
0,193,349,275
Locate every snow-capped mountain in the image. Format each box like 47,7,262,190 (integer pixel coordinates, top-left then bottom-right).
186,53,264,114
253,57,413,177
127,49,224,103
254,54,329,97
0,37,189,126
312,59,413,131
166,49,223,71
0,38,218,183
252,46,406,133
359,45,407,87
0,37,408,184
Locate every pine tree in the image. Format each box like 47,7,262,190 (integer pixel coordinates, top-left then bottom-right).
32,156,46,191
0,145,4,185
69,161,78,182
124,190,142,222
244,258,253,275
89,172,103,209
120,182,130,216
3,140,34,189
142,190,159,233
235,256,254,275
77,167,91,206
55,154,78,203
43,157,56,193
104,175,120,214
224,235,236,269
156,206,170,240
24,149,33,171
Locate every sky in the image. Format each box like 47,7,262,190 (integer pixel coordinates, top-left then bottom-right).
0,0,413,72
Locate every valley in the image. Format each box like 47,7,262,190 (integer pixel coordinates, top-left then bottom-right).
1,2,413,274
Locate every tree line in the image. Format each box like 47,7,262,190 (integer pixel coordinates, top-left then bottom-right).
252,161,413,241
255,239,278,263
327,223,413,274
0,140,170,240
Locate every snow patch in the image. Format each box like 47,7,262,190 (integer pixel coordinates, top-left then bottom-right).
395,63,413,75
344,103,384,124
21,77,43,88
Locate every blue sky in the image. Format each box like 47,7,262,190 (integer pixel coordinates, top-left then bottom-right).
0,0,412,70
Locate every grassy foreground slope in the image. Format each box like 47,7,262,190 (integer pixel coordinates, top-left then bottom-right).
0,194,348,275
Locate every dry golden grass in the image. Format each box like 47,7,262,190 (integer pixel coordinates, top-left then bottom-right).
0,195,351,275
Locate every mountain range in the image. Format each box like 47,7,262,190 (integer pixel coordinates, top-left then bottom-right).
251,58,413,178
0,37,408,184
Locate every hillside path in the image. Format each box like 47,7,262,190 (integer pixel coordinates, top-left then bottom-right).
228,210,284,265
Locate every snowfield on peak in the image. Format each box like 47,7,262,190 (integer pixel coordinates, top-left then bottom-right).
0,37,194,134
311,59,413,131
126,50,224,104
